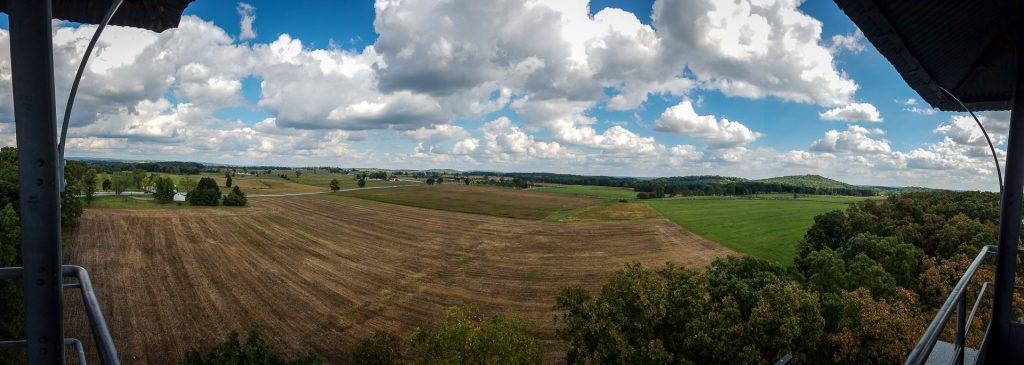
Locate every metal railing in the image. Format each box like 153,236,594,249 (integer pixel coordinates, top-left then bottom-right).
0,337,87,364
905,245,997,365
0,265,119,365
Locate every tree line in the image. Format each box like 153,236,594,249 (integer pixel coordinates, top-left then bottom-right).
83,160,207,175
552,191,1001,363
634,179,878,198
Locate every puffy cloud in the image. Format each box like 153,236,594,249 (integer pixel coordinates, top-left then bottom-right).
905,106,936,115
828,30,865,54
899,97,938,115
935,115,997,147
653,100,762,149
0,1,1007,191
399,124,470,147
811,125,891,154
237,3,257,41
372,0,692,120
901,138,990,174
819,102,882,122
654,0,858,106
933,112,1010,161
252,34,390,129
453,117,575,161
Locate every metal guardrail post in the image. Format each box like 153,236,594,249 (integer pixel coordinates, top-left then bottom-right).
0,265,119,364
906,246,995,365
956,290,966,365
774,354,793,365
62,265,119,365
0,338,86,365
8,0,66,363
987,6,1024,363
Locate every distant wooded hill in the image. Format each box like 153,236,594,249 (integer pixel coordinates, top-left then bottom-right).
70,158,939,197
486,172,938,197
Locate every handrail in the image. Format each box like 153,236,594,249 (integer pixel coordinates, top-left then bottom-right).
0,265,120,365
0,338,87,364
905,245,996,365
62,265,120,365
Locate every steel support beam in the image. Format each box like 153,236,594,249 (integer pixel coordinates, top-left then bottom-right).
986,7,1024,363
8,1,65,364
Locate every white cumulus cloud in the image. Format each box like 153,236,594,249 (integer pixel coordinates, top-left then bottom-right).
819,102,882,122
811,125,890,154
237,3,257,41
653,99,762,149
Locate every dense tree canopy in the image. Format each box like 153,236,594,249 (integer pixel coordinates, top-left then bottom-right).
408,304,542,364
222,186,247,207
181,330,320,365
556,191,1003,364
555,259,824,364
111,171,133,195
154,176,177,203
189,177,221,206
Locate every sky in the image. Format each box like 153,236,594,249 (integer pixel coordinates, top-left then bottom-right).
0,0,1010,191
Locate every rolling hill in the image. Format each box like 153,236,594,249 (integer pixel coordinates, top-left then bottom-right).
754,175,856,189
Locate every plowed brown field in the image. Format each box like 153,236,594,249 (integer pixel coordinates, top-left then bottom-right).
64,195,734,363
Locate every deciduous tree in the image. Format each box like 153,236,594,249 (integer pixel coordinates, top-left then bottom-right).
222,186,247,207
349,331,403,365
83,169,97,206
181,330,320,365
131,168,146,189
188,177,221,206
111,171,133,195
828,289,926,364
409,304,542,364
178,176,198,197
0,203,22,357
154,176,176,204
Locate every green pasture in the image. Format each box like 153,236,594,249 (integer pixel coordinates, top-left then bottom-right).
646,197,867,265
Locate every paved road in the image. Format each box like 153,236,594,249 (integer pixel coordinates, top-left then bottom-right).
93,191,150,197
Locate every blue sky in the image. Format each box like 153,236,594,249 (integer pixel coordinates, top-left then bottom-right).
0,0,1007,190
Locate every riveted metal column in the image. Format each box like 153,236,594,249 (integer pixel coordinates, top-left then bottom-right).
986,7,1024,363
8,0,65,364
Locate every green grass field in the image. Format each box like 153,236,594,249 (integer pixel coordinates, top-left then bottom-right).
531,185,637,200
646,197,865,265
89,196,190,209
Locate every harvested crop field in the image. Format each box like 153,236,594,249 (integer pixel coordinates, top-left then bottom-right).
64,195,734,363
205,175,327,194
334,184,601,219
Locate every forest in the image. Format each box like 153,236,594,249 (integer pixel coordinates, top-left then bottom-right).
553,191,1001,364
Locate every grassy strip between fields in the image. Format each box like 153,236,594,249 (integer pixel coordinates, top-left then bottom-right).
545,201,661,222
646,197,865,265
531,185,638,201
